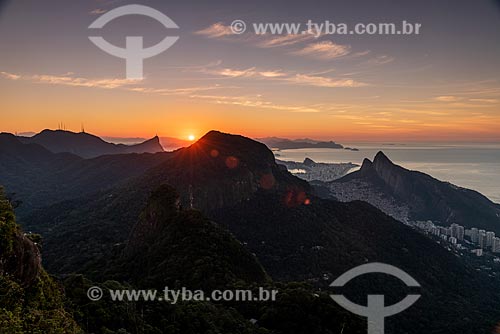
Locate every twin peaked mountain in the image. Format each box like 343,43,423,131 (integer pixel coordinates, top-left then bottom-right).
326,151,500,233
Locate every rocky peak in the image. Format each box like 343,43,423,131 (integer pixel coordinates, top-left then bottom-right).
144,130,310,213
360,157,374,171
126,185,181,251
303,157,316,166
193,130,275,166
0,191,41,287
372,151,394,170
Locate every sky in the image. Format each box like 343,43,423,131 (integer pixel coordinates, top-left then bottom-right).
1,0,500,141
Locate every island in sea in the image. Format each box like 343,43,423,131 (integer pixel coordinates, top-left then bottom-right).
276,157,358,182
257,137,358,151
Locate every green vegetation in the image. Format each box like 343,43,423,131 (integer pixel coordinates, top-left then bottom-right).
59,185,364,334
0,187,82,333
0,187,18,254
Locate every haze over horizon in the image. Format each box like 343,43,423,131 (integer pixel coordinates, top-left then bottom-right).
2,0,500,141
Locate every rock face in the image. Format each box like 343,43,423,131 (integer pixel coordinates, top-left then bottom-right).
0,191,41,287
329,151,500,231
0,189,82,333
0,231,42,287
18,129,164,158
121,184,269,290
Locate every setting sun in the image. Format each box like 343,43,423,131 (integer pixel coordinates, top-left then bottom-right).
188,135,196,141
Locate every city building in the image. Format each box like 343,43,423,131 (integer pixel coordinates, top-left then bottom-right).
457,225,465,241
486,232,496,248
493,237,500,253
471,228,479,243
479,231,487,249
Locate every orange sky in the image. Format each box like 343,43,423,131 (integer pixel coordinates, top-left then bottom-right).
1,1,500,142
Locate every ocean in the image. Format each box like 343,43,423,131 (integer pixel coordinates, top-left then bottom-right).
276,142,500,204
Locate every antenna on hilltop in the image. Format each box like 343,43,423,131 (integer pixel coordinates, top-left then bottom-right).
81,123,86,133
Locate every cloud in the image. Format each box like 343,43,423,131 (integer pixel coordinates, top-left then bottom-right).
203,67,288,79
256,34,317,48
3,71,136,88
353,50,371,57
0,70,364,113
195,23,318,49
0,71,21,80
289,74,367,88
189,94,321,113
435,95,462,102
90,9,107,15
200,66,366,88
215,67,257,78
365,55,395,65
0,72,140,89
292,41,351,60
195,22,234,38
469,98,498,103
258,70,287,78
31,74,137,89
0,71,228,95
128,85,225,95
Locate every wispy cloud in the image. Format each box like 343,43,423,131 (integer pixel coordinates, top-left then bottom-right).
195,22,234,38
127,85,226,95
200,66,366,88
469,98,498,103
258,70,287,78
202,67,288,79
33,74,137,89
189,94,321,113
0,71,227,95
256,34,317,48
2,71,136,88
292,41,351,60
90,9,107,15
194,23,319,49
363,55,395,65
0,70,364,113
289,74,367,88
0,71,21,80
435,95,462,102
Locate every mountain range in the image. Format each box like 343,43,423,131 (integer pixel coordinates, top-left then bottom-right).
2,130,500,333
0,132,172,215
257,136,345,150
323,151,500,233
17,129,164,158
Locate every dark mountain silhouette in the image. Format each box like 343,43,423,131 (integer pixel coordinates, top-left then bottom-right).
21,131,310,274
327,151,500,232
0,133,172,215
212,192,500,334
114,184,269,290
140,131,310,212
18,129,164,158
58,185,365,334
12,131,500,333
